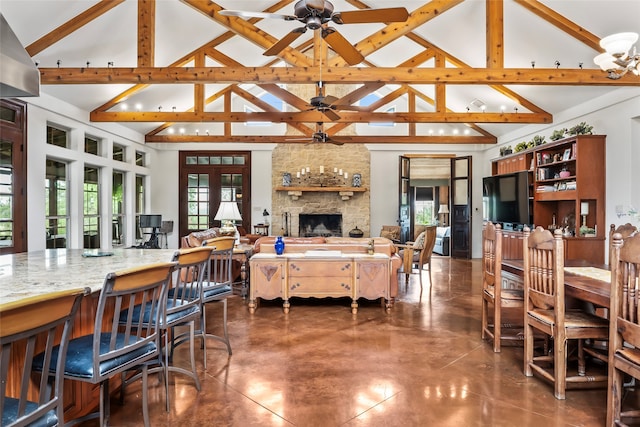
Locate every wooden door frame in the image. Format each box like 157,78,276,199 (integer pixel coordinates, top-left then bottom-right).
0,99,27,254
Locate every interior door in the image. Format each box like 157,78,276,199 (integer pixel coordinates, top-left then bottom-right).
398,156,410,243
0,99,27,254
450,156,472,259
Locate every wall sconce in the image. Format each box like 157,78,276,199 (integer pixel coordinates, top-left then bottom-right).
594,32,639,79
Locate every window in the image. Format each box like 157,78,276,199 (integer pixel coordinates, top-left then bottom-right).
135,151,145,166
112,171,125,245
361,93,395,127
244,91,283,126
47,125,68,148
135,174,145,241
83,166,100,248
0,142,13,247
414,187,436,225
84,135,100,155
113,143,125,162
45,160,68,248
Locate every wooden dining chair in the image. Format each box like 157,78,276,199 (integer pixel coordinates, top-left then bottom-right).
609,223,638,267
606,231,640,426
200,236,236,366
1,288,84,427
481,222,524,352
396,226,437,289
523,226,609,399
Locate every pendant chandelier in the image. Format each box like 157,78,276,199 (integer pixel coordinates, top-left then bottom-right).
594,32,639,79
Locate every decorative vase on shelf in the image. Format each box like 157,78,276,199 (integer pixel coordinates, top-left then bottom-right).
274,236,285,255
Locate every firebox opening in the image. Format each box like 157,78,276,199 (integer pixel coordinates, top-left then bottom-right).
299,214,342,237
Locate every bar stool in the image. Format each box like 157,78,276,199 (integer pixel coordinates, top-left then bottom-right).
2,288,84,427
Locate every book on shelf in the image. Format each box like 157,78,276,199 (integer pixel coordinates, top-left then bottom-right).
536,185,556,192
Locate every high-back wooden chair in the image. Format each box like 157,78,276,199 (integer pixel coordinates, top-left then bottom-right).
606,231,640,426
481,222,524,352
609,223,638,267
1,289,84,427
523,226,609,399
397,226,437,288
200,236,236,366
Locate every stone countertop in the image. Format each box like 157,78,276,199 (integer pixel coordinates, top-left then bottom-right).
0,248,177,305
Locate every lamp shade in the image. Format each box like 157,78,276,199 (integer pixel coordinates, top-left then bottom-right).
214,201,242,221
580,202,589,216
438,204,450,214
600,32,638,56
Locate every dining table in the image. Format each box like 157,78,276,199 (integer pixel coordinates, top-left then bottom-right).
501,258,611,308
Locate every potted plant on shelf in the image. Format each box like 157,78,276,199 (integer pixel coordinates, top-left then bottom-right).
568,122,594,136
579,225,596,237
550,128,567,141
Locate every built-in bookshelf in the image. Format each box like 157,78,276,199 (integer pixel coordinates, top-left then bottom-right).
490,135,606,263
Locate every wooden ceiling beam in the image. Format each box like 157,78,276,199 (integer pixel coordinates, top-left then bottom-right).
183,0,312,67
329,0,465,67
144,134,497,144
486,0,504,68
514,0,604,52
44,66,638,85
138,0,155,67
91,110,551,124
26,0,125,56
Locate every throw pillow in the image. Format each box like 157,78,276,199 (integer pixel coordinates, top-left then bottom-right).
413,232,426,249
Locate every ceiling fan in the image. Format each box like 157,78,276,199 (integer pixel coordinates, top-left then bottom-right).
287,122,350,145
219,0,409,65
306,81,365,121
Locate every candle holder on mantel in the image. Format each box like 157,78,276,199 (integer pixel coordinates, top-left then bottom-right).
294,167,350,187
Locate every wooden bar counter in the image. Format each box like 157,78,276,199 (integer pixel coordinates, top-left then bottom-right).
0,248,176,421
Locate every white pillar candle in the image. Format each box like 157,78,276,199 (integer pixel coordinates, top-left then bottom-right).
297,171,301,178
334,167,338,173
344,172,348,179
339,169,343,175
320,166,324,174
301,168,305,175
306,166,310,173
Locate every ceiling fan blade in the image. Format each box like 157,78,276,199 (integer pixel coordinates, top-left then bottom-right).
218,10,297,21
331,104,366,111
332,7,409,24
321,109,341,121
321,28,364,65
264,27,307,56
323,95,339,105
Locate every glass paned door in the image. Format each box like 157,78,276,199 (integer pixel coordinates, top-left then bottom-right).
187,173,210,231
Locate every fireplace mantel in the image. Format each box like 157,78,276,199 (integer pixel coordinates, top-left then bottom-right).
275,186,367,201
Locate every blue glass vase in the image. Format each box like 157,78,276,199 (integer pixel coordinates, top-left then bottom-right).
274,236,285,255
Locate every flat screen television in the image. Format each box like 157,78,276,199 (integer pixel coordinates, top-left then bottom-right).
483,171,531,226
139,214,162,229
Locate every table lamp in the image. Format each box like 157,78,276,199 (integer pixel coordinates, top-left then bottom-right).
214,201,242,243
438,204,449,226
580,202,589,228
263,209,270,225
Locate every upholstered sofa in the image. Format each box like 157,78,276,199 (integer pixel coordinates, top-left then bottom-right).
433,226,450,256
253,236,402,299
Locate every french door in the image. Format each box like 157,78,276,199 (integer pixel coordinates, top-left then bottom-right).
0,99,27,254
178,151,251,240
398,156,411,243
450,156,472,259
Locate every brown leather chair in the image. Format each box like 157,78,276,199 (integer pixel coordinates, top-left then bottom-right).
607,231,640,426
396,226,437,288
481,222,524,352
523,226,608,399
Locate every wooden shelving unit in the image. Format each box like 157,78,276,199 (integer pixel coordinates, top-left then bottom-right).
490,135,606,263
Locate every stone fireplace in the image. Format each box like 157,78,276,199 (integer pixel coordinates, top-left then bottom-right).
270,142,371,238
299,213,342,237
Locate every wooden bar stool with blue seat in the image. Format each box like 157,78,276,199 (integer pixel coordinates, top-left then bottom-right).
1,288,84,427
200,236,235,366
34,262,176,427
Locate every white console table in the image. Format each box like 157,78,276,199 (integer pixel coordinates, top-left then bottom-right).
249,252,391,314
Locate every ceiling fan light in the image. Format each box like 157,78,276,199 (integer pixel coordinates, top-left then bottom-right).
600,32,638,56
594,53,618,71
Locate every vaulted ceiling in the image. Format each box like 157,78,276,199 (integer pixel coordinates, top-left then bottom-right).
1,0,638,144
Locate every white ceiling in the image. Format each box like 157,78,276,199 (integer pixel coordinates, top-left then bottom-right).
1,0,638,140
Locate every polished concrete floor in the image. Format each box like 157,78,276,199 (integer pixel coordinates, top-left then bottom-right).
104,257,607,426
